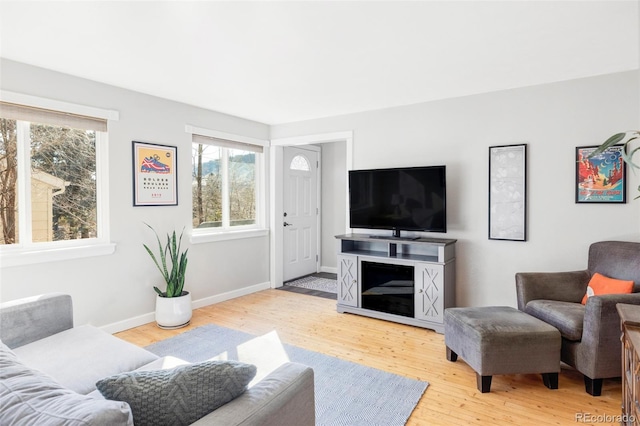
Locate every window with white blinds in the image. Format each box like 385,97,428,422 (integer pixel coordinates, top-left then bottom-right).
190,130,265,233
0,99,112,250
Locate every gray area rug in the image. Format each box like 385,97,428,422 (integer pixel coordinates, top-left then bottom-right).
285,275,337,294
146,324,427,426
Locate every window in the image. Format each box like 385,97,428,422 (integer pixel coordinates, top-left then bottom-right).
0,97,113,257
190,129,266,235
290,155,310,171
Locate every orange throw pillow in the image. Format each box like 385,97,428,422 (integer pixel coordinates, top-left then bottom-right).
581,272,634,304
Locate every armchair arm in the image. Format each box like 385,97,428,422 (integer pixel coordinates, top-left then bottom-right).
0,293,73,349
515,270,590,310
578,293,640,379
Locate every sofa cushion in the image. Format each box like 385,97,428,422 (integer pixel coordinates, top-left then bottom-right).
581,272,634,304
0,341,133,426
88,356,191,400
524,300,585,341
96,359,257,426
12,325,159,395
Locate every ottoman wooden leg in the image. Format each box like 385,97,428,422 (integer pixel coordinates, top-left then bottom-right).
446,347,458,362
542,373,558,390
477,374,492,393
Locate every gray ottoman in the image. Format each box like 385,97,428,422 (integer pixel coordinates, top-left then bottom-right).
444,306,561,393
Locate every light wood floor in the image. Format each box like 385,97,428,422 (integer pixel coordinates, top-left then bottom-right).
116,289,623,425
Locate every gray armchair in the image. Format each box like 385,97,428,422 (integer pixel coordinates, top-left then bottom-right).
516,241,640,396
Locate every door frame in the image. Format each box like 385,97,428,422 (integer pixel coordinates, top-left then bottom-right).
270,131,353,288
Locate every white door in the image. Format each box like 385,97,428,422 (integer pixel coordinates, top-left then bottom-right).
283,146,319,281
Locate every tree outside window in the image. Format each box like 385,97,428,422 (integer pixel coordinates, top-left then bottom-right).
0,103,104,246
191,140,259,231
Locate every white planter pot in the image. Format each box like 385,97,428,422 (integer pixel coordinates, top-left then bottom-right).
155,291,192,329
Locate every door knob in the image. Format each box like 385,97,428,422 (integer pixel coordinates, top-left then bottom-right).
283,222,292,227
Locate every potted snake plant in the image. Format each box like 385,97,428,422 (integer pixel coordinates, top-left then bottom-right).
143,223,191,329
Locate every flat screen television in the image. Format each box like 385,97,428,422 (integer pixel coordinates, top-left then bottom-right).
349,165,446,237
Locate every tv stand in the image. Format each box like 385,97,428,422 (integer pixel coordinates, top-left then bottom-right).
335,233,456,333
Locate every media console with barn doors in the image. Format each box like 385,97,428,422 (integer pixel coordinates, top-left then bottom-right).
335,234,456,333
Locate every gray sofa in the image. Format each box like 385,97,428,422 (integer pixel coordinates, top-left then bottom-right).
0,293,315,425
516,240,640,396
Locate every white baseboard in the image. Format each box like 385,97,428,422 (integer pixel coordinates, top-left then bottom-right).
101,281,272,334
100,312,155,335
191,281,271,309
320,266,337,274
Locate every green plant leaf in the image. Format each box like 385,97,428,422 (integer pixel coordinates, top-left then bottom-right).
143,223,189,297
143,243,168,284
587,132,626,159
604,132,626,146
622,144,640,170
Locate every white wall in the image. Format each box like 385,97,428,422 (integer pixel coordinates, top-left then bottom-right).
0,59,271,330
2,59,638,326
320,141,347,272
272,71,640,308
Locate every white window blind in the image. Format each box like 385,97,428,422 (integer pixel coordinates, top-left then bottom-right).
0,101,107,132
192,133,263,153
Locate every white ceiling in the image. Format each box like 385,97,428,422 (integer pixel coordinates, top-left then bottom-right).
1,1,638,125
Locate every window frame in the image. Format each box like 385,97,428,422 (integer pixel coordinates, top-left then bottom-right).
186,125,268,244
0,91,118,267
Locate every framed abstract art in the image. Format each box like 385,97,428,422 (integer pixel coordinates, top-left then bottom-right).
489,144,527,241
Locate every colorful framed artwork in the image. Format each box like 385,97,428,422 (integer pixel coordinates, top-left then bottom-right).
576,145,626,203
489,144,527,241
132,141,178,206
